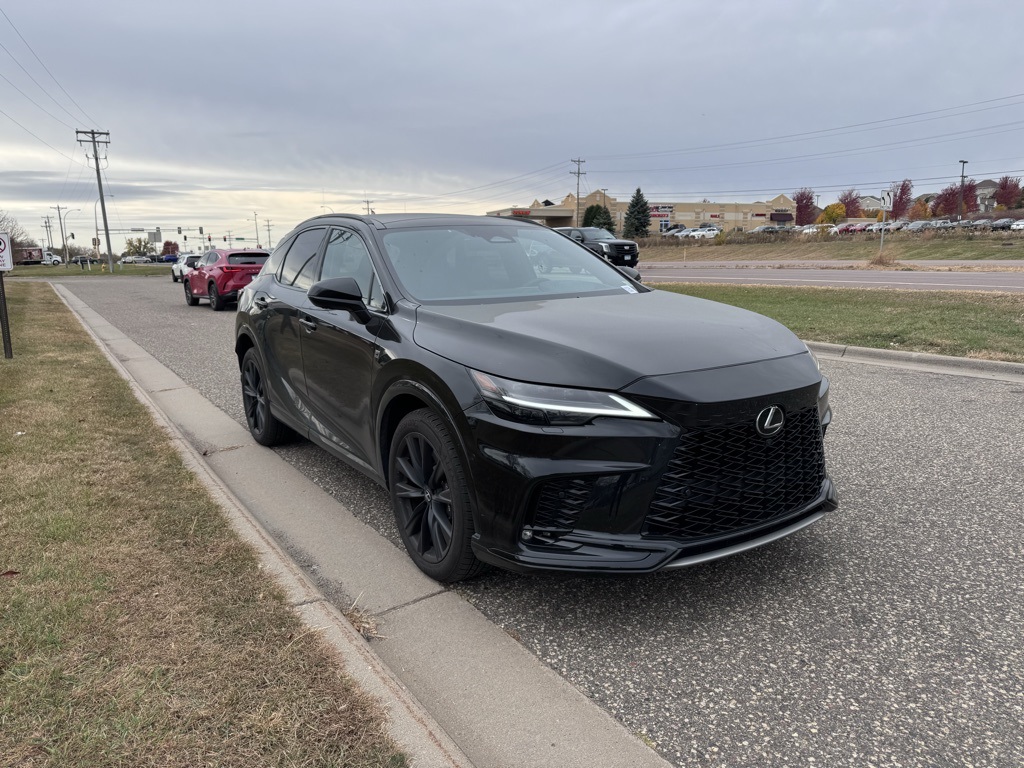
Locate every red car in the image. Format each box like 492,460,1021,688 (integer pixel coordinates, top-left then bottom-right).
184,248,270,311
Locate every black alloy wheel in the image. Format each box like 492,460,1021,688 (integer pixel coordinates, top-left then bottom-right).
209,282,226,311
389,409,482,582
240,348,289,446
171,270,178,282
184,279,199,306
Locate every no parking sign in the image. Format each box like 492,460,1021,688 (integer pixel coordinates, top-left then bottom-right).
0,232,11,271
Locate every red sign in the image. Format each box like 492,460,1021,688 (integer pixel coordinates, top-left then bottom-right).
511,209,531,216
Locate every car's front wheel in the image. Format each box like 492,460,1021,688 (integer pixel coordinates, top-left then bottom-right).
184,279,199,306
171,270,179,282
241,348,290,446
389,409,483,583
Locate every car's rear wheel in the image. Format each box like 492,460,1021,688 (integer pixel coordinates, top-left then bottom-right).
209,282,226,311
241,348,290,446
389,409,483,583
184,279,199,306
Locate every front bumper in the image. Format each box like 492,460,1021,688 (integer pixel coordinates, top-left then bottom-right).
463,366,836,575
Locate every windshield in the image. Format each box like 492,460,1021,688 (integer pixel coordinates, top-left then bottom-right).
379,224,641,303
580,227,615,241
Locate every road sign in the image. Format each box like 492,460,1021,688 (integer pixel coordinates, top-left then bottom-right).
880,190,893,212
0,232,11,271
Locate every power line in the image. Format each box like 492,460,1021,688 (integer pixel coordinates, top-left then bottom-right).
0,7,98,126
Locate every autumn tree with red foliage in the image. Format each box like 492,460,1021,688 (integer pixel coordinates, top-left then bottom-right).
793,188,816,226
889,179,914,220
837,189,862,218
930,180,979,218
994,176,1021,209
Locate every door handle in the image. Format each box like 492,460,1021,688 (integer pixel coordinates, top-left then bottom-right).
299,317,318,332
253,294,276,308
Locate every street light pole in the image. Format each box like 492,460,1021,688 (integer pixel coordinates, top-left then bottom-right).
52,206,80,268
253,212,260,247
958,160,968,222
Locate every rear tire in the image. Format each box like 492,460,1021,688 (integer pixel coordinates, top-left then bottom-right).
389,409,483,583
209,282,226,311
241,348,290,446
184,280,199,306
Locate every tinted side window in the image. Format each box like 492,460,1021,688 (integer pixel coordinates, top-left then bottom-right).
321,228,376,303
261,235,293,278
279,228,326,289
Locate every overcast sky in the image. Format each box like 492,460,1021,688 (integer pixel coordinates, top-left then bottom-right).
2,0,1023,252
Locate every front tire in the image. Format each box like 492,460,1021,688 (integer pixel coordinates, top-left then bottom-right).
172,271,179,282
389,409,483,583
241,348,290,446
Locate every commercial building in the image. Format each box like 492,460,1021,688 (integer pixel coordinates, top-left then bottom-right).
489,191,797,232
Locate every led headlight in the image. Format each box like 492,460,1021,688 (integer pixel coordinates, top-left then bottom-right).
470,370,655,426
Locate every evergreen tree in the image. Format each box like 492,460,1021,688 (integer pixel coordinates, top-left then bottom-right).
581,204,603,227
592,205,615,234
622,188,650,239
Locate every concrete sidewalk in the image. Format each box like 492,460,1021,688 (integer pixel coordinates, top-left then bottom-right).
55,291,673,767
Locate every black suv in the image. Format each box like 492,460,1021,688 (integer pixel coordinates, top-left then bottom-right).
553,227,639,268
235,213,836,582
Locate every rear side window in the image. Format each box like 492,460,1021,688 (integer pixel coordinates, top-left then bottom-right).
279,229,327,288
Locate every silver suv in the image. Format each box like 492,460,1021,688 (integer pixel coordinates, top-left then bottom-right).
171,253,201,282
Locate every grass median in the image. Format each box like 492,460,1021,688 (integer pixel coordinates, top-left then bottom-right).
659,283,1024,363
0,282,407,767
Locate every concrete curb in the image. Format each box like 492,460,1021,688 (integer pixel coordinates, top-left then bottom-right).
806,340,1024,381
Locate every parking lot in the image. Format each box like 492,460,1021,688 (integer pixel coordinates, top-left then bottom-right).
57,276,1024,766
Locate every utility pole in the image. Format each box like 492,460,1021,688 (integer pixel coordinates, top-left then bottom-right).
570,158,586,226
363,199,374,215
263,219,272,248
252,212,260,247
51,205,68,265
42,216,54,251
958,160,968,222
77,130,115,273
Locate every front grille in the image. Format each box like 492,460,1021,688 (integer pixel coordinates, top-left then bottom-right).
610,243,637,257
643,405,825,541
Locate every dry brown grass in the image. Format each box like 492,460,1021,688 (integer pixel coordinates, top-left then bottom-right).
0,282,407,767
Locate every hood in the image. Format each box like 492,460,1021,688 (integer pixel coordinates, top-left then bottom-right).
413,289,807,390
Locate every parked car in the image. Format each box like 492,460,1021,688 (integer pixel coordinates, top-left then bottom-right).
904,221,932,232
71,256,101,264
671,228,698,238
184,248,270,310
749,225,780,234
970,218,992,229
171,253,202,282
234,213,836,582
1009,220,1024,231
931,219,955,229
990,218,1016,230
161,253,179,263
800,224,839,235
687,228,718,239
553,227,639,268
851,223,871,232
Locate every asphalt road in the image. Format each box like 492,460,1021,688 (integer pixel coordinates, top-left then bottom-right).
57,276,1024,767
640,263,1024,292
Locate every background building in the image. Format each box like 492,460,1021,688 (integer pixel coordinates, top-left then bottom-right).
490,191,796,232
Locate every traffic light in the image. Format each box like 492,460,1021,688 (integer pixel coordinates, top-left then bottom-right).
199,227,204,235
183,235,188,242
207,235,211,242
223,236,227,242
177,227,182,234
69,233,74,239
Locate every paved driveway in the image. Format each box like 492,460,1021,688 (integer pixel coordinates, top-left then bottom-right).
57,277,1024,766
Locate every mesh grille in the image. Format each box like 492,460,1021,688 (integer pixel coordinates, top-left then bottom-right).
643,406,825,540
531,477,596,536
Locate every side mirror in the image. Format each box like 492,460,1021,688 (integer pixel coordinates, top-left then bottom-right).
308,277,369,319
572,233,584,241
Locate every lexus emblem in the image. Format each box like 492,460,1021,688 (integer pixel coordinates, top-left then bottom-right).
755,406,785,437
